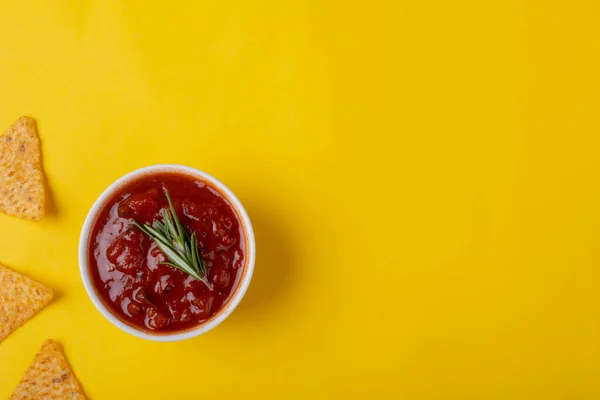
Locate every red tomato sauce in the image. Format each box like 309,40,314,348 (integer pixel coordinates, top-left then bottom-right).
88,173,245,332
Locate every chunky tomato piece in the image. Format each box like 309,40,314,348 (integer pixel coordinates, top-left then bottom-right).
132,287,152,305
106,229,146,273
118,190,162,221
232,249,243,269
210,267,230,289
127,301,141,317
121,297,142,318
187,292,214,319
216,250,229,265
153,273,175,296
166,295,192,324
145,307,169,330
181,199,203,222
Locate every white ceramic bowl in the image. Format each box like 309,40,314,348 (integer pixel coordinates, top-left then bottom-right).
78,165,255,341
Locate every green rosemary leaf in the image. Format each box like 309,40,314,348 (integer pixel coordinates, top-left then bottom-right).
165,189,186,242
191,233,207,276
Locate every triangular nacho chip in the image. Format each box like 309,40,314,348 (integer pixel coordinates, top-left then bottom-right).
0,264,53,343
0,116,45,220
10,339,87,400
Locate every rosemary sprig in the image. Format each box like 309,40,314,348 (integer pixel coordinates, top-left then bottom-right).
131,189,213,290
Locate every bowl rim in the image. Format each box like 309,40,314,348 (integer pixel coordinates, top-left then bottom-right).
78,164,255,342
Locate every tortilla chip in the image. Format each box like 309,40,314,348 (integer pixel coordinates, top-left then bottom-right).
0,116,45,220
10,339,87,400
0,264,53,343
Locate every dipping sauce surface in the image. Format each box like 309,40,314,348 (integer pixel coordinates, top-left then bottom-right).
89,173,244,332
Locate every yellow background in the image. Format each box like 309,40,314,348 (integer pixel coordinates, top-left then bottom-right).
0,0,599,398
